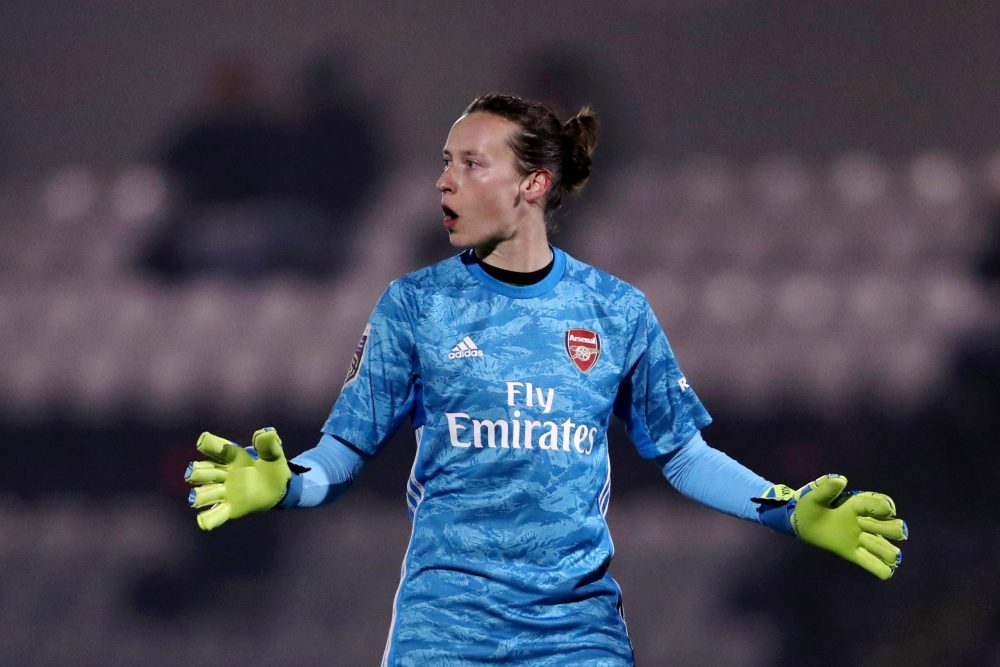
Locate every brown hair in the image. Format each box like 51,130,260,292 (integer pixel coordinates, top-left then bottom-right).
464,93,599,218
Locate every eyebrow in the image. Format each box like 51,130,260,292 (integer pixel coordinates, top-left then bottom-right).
442,149,483,158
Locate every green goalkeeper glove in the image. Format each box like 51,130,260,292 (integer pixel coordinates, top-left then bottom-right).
755,474,908,580
185,427,291,531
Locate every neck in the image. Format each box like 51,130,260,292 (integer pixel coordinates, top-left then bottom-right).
475,216,551,272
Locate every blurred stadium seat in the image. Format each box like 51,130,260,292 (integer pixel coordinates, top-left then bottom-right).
0,154,992,419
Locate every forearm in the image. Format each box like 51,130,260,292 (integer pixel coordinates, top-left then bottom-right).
654,431,772,522
277,433,366,509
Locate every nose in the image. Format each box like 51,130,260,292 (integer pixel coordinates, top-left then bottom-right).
436,168,454,193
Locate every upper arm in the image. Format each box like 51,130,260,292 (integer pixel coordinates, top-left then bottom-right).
322,281,420,456
614,298,712,459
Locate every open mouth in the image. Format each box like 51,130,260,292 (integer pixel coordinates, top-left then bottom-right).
442,205,459,229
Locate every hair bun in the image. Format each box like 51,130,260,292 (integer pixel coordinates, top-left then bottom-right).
562,107,600,194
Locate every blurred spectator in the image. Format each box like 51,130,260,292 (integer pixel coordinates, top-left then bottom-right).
938,196,1000,502
512,46,636,255
514,46,633,169
140,54,381,282
162,58,291,205
976,199,1000,285
291,53,382,232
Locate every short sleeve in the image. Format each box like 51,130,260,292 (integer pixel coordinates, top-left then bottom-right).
322,280,419,456
613,297,712,459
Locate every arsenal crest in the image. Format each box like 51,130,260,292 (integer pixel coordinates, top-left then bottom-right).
565,328,601,373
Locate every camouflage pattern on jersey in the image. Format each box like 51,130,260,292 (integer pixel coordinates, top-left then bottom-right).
324,248,711,666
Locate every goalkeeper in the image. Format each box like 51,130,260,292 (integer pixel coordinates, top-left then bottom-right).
186,93,906,666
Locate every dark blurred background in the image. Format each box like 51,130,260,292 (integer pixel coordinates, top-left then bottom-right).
2,1,998,665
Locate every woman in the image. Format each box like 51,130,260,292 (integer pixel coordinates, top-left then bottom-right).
186,94,907,666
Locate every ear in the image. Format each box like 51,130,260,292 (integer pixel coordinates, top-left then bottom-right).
521,170,552,205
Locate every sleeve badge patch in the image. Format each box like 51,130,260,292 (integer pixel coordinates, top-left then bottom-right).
343,323,371,387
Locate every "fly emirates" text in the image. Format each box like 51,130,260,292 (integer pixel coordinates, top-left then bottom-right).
445,382,598,455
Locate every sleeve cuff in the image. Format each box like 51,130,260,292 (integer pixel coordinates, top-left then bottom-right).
276,472,304,509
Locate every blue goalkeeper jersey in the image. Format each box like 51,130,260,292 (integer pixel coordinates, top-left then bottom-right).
323,247,712,666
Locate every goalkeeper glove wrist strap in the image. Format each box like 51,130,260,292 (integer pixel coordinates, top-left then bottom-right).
753,484,797,536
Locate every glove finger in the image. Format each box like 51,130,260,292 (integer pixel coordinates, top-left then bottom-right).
189,460,226,471
252,427,285,462
852,546,896,580
848,492,896,519
858,516,908,541
184,461,228,485
859,532,902,567
196,432,246,465
196,502,231,531
189,483,226,508
799,474,848,505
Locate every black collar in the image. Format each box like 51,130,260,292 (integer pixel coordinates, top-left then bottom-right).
475,254,555,286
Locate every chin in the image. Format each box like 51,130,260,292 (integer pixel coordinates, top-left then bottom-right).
446,231,476,249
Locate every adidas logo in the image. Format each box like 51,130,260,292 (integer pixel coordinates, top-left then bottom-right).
448,336,485,360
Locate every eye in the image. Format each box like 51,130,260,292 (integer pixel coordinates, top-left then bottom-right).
466,159,478,169
442,158,451,170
